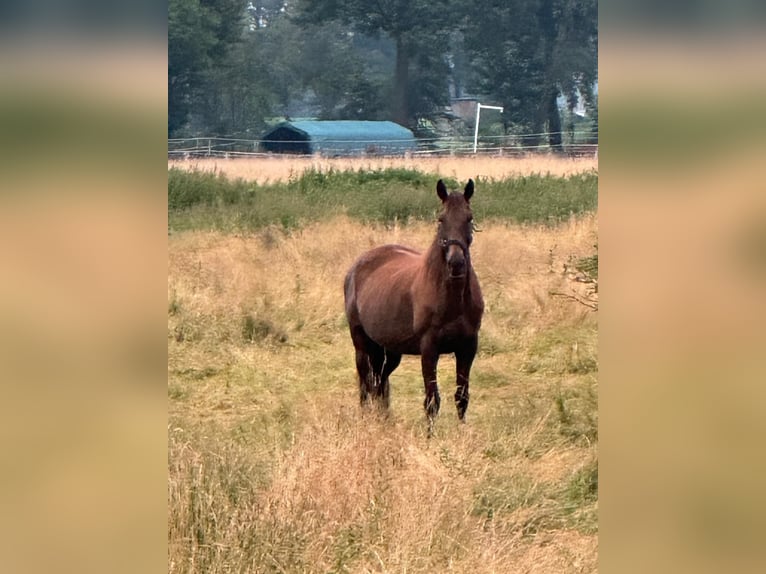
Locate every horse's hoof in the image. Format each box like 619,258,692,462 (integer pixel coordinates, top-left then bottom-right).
427,417,435,438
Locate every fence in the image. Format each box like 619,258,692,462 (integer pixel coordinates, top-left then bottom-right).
168,132,597,159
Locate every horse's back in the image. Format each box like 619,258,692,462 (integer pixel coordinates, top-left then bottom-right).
345,244,420,296
349,244,421,270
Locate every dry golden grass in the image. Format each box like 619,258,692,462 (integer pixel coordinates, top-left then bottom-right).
168,216,598,573
168,154,597,184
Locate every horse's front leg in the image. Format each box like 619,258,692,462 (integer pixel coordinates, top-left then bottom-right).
455,336,478,421
420,342,441,434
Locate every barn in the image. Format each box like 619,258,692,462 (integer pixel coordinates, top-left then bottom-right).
260,120,416,156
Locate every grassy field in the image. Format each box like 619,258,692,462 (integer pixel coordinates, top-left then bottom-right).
168,166,597,233
168,163,598,573
168,154,597,185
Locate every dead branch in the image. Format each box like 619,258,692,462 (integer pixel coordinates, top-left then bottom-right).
549,290,598,311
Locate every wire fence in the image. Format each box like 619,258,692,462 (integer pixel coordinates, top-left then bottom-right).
168,132,597,159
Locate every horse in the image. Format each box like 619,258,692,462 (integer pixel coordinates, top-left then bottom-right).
343,179,484,433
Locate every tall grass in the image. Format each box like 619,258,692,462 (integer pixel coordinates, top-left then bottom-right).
168,167,597,232
168,154,598,184
169,406,597,573
168,215,598,573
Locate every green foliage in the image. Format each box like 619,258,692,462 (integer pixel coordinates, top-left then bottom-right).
473,172,598,224
167,167,254,210
168,167,597,231
168,0,246,136
463,0,597,145
168,0,598,136
296,0,457,123
575,252,598,281
298,21,391,120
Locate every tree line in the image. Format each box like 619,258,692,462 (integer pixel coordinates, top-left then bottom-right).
169,0,597,149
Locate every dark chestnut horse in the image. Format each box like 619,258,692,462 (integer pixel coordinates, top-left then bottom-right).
344,179,484,432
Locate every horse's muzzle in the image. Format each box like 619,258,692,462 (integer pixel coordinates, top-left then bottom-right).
448,261,467,279
444,239,468,279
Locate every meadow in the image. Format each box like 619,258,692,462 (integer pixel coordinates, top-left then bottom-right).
168,153,598,184
168,157,598,573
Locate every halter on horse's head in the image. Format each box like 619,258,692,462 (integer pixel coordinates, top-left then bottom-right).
436,179,474,280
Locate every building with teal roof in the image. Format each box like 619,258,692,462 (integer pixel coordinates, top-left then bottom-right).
261,120,416,156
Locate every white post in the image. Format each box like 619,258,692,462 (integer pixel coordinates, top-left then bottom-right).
473,103,504,153
473,104,481,154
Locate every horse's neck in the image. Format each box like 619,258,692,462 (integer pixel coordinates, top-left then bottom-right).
425,242,447,280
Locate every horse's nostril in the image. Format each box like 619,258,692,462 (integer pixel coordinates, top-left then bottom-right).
448,257,466,276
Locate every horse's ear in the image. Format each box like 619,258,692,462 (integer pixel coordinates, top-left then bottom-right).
464,179,474,202
436,179,449,202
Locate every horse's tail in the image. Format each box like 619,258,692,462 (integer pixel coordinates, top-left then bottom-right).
343,264,358,318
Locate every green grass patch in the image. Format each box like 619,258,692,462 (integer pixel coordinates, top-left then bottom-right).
472,473,543,520
554,377,598,445
575,252,598,281
523,323,598,376
168,167,597,232
564,459,598,507
561,458,599,533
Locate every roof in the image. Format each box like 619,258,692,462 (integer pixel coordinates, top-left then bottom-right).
261,120,416,156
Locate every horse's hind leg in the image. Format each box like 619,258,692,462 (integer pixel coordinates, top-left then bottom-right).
354,348,373,404
364,343,391,409
350,326,400,411
350,325,373,404
377,350,401,409
351,326,385,406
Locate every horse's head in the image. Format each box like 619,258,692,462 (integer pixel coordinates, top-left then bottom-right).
436,179,475,280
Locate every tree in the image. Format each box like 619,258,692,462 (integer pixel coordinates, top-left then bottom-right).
463,0,597,149
168,0,246,136
170,0,395,135
292,22,384,119
168,0,598,142
238,14,377,123
246,0,287,29
462,0,543,142
169,0,215,135
295,0,457,126
541,0,598,149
